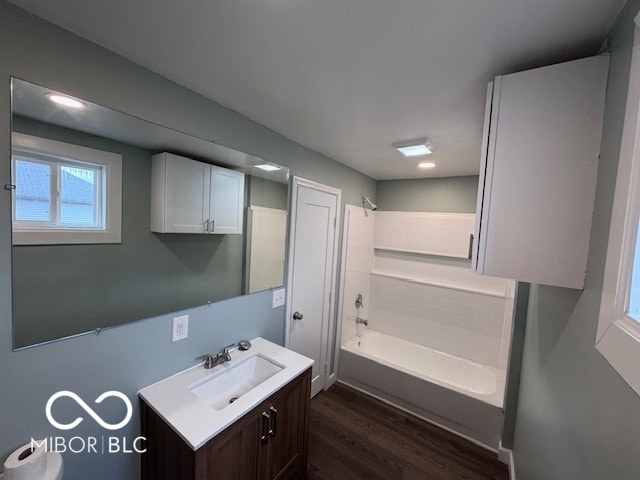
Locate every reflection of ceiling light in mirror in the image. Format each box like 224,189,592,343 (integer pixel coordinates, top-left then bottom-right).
418,161,437,169
254,164,281,172
46,93,85,109
393,139,432,157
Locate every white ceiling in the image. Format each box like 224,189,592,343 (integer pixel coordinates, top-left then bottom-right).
8,0,625,180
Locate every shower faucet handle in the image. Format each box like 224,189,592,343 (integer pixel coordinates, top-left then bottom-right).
355,294,364,309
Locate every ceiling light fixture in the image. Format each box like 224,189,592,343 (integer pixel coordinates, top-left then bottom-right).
254,163,281,172
46,93,85,109
418,161,437,169
393,139,432,157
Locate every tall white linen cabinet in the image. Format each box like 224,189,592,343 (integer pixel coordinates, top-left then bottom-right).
473,55,609,289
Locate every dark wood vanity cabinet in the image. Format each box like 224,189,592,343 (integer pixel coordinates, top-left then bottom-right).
141,368,311,480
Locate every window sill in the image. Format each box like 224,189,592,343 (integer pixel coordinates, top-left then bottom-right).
596,318,640,395
13,229,121,245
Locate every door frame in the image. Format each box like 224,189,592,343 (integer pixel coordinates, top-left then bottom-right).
285,176,342,393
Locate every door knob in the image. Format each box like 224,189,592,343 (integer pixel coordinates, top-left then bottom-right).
292,311,304,320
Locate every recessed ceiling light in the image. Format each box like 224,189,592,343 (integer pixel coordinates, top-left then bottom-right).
254,163,281,172
418,161,437,169
393,139,432,157
46,93,85,109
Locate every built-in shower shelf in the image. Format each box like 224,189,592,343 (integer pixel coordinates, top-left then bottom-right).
373,246,471,259
370,270,512,299
374,211,475,259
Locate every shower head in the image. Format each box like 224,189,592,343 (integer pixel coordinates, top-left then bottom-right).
362,196,378,211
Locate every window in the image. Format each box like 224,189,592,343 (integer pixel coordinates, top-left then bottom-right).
597,12,640,396
629,225,640,322
11,133,122,245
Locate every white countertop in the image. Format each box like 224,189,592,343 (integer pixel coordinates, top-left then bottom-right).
138,337,314,450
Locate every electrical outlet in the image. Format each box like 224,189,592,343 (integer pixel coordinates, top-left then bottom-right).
272,288,286,309
172,315,189,342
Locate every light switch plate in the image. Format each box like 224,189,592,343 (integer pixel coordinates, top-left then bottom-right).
272,288,286,309
172,315,189,342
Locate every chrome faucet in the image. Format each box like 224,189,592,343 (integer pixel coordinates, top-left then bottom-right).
356,317,368,326
197,343,235,369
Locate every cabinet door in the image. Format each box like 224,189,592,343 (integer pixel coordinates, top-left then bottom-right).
263,370,310,480
154,153,210,233
210,167,245,234
474,55,608,289
204,404,266,480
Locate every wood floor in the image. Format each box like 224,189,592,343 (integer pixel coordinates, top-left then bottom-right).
307,383,509,480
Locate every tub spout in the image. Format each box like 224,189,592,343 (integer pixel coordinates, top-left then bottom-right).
356,317,368,326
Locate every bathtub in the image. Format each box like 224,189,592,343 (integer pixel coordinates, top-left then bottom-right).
338,330,506,449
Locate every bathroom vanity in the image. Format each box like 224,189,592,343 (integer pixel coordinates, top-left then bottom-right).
139,338,313,480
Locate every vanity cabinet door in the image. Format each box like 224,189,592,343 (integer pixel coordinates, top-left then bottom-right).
203,403,265,480
262,369,310,480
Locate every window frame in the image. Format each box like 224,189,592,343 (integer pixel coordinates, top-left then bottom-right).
11,132,122,245
597,12,640,395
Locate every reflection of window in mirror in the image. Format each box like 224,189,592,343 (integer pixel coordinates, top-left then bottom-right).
11,132,122,245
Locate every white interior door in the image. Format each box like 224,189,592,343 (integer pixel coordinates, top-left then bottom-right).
286,177,341,397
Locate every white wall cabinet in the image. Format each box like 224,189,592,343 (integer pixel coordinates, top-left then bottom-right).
150,152,245,234
473,55,609,289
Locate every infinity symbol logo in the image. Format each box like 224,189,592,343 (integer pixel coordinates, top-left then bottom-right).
45,391,133,431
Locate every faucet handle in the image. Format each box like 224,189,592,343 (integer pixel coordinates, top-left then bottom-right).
196,354,214,369
219,343,235,361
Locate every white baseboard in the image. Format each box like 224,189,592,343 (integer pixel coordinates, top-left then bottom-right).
498,442,516,480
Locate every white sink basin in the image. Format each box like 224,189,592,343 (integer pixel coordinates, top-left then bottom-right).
190,354,284,410
138,337,314,450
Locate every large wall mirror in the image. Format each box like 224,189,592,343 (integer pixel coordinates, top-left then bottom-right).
10,78,290,349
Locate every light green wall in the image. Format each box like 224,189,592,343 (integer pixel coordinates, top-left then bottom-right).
247,175,288,210
512,1,640,478
376,175,479,212
0,2,374,478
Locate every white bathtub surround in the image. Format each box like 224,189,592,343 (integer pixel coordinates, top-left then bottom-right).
370,269,514,369
337,207,516,449
336,205,375,345
374,211,476,258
